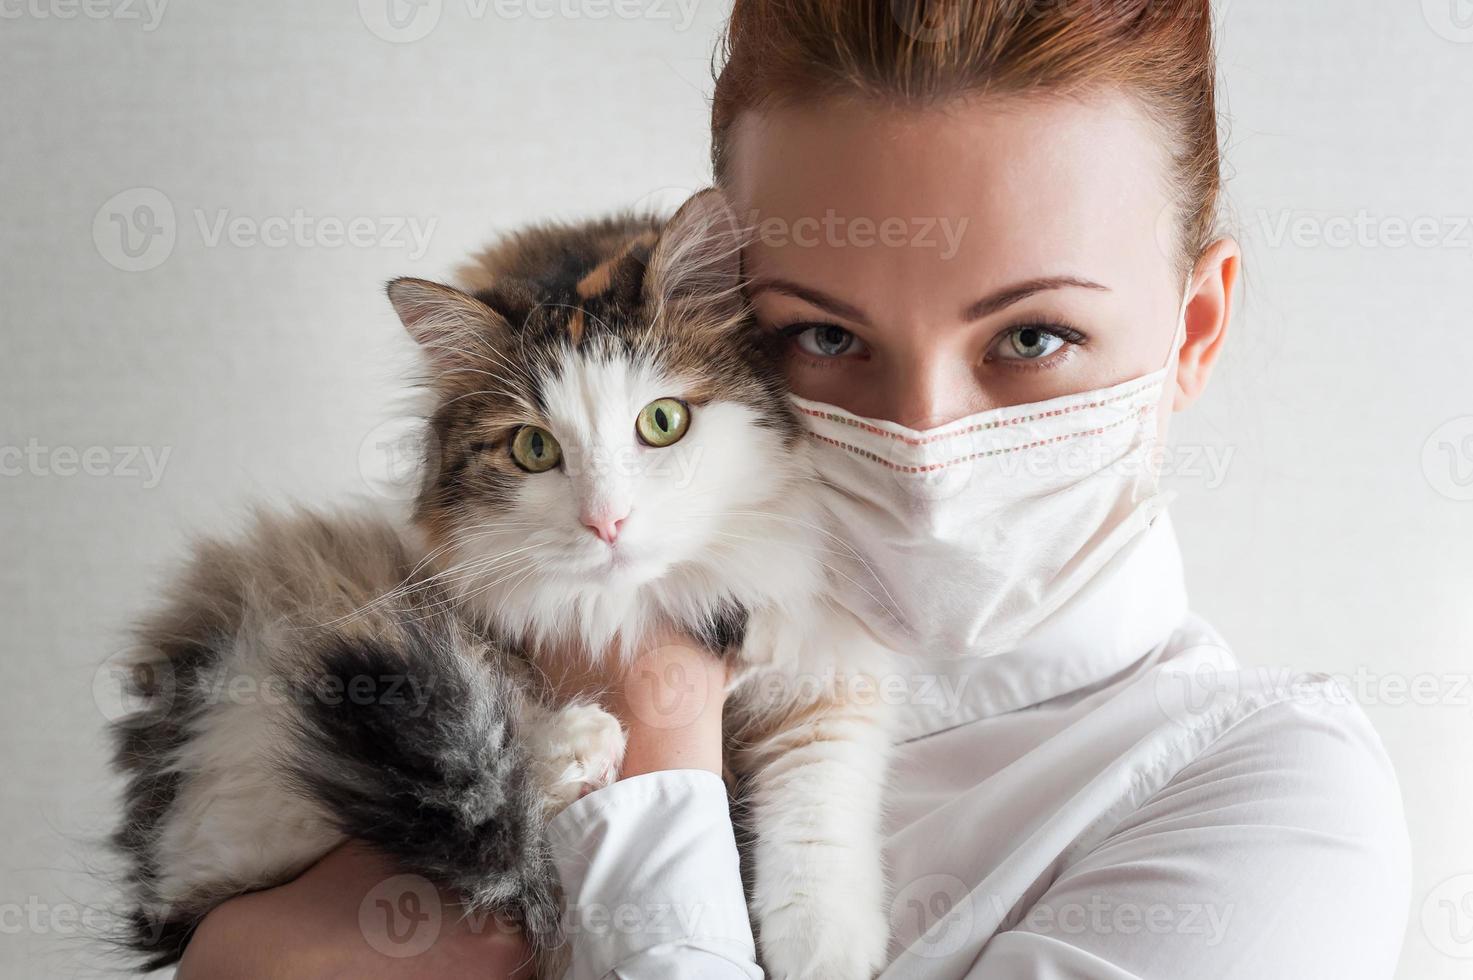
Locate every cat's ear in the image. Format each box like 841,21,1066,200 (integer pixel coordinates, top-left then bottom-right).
387,277,509,366
644,188,749,329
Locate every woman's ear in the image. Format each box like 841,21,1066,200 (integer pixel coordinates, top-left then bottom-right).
1174,237,1241,411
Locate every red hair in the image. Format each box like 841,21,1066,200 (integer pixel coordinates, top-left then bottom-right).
711,0,1222,271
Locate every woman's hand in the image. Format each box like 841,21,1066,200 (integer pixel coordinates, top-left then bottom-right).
177,842,535,980
605,630,730,779
177,632,728,979
543,627,730,780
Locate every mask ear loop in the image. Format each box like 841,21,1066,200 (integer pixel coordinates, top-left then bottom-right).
1135,274,1197,511
1159,273,1194,373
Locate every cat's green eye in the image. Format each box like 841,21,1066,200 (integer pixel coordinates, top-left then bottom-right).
636,398,690,447
510,425,562,473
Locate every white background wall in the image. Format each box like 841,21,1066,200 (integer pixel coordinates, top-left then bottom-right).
2,2,1470,977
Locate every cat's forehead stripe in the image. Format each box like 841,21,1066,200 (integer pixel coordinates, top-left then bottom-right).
574,230,658,299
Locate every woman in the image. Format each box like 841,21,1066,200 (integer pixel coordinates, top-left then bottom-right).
180,1,1410,977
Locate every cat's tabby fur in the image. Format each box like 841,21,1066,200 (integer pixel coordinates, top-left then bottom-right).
109,191,894,978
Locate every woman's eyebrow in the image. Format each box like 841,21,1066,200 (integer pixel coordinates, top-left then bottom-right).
746,278,871,325
963,276,1110,320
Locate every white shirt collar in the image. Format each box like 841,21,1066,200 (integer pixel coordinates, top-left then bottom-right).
891,513,1188,742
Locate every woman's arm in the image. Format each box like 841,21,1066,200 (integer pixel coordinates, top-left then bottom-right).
177,841,536,980
178,636,758,979
543,638,762,979
958,694,1410,979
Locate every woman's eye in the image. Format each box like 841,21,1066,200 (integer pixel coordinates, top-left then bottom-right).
994,325,1070,361
788,323,866,359
510,425,562,473
636,397,690,447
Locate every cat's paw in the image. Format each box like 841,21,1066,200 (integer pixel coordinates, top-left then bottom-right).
528,703,626,817
757,894,889,980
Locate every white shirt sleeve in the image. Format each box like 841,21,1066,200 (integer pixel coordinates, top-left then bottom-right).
546,769,763,980
963,694,1411,980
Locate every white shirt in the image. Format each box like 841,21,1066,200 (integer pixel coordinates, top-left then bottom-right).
547,516,1412,979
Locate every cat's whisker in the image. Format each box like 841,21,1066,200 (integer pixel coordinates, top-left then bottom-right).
702,527,859,562
452,553,550,617
432,365,518,387
429,548,545,591
705,529,903,623
681,518,870,562
328,540,546,626
438,387,514,410
540,302,616,337
670,508,883,567
387,553,542,624
400,522,542,582
715,509,902,611
423,333,535,382
397,526,523,581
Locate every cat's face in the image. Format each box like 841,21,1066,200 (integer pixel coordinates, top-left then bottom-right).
390,192,811,653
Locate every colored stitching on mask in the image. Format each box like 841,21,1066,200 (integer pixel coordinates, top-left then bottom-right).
796,379,1158,446
805,406,1151,473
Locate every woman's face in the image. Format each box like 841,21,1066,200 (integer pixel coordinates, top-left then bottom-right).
725,90,1238,430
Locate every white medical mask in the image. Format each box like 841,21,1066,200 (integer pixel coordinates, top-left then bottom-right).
795,288,1190,659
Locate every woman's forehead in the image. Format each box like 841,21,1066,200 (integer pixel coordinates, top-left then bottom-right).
727,92,1179,301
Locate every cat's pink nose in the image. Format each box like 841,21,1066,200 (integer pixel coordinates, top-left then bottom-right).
581,510,627,545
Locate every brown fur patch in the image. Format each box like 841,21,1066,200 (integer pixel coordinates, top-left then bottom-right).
575,230,658,298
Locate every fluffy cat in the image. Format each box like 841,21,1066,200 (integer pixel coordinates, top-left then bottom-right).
109,190,894,978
